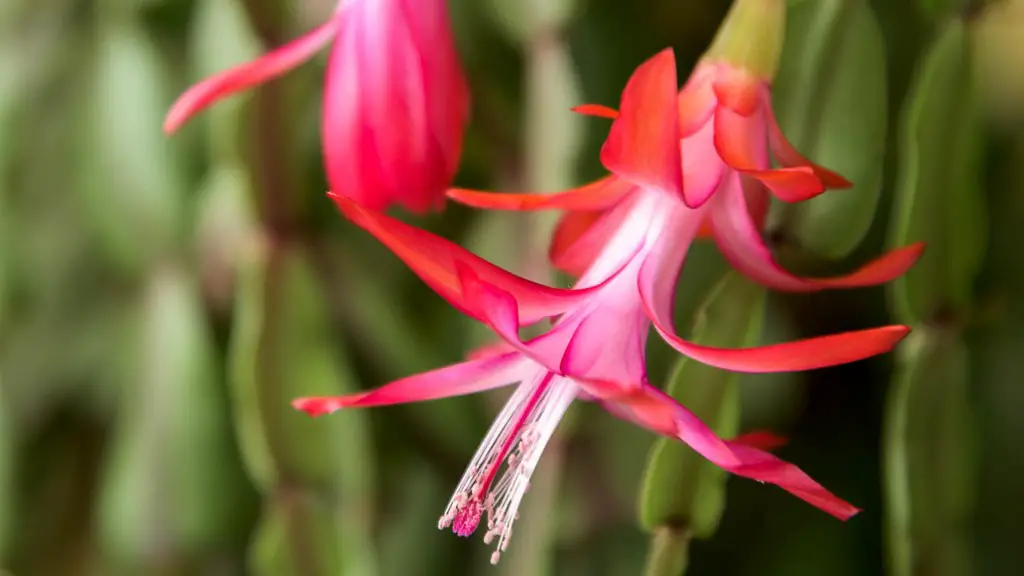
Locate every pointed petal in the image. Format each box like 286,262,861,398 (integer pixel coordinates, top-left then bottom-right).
571,104,619,119
293,352,528,416
636,217,913,372
164,18,339,133
447,175,635,212
598,385,860,519
599,49,684,200
330,194,600,324
709,175,925,292
765,95,851,189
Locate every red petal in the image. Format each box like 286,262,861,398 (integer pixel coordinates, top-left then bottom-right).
713,104,767,171
732,431,789,451
292,352,528,416
711,68,763,116
636,217,913,372
599,49,684,200
164,17,339,134
447,175,635,212
765,95,851,189
330,194,600,324
571,104,620,119
709,174,925,292
597,385,860,520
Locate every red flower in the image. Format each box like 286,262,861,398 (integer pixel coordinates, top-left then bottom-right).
294,49,921,563
164,0,469,213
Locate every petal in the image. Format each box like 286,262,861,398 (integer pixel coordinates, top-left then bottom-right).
597,385,860,519
765,94,851,189
677,67,718,136
599,49,684,201
447,175,635,212
549,195,638,277
636,215,914,372
709,174,925,292
731,431,789,450
550,210,606,277
560,304,650,387
679,118,726,208
571,104,619,119
330,194,601,324
714,104,831,202
164,17,339,134
293,352,528,416
711,67,763,116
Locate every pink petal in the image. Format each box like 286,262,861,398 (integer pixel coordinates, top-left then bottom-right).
293,351,528,416
636,217,914,372
560,304,651,388
331,194,603,324
598,385,861,520
676,65,718,136
447,175,635,212
164,17,340,134
600,49,685,201
708,174,925,292
679,118,726,208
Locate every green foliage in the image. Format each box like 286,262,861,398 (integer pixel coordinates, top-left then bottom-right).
772,0,888,259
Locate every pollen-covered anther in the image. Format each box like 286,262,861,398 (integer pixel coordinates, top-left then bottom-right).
450,498,483,537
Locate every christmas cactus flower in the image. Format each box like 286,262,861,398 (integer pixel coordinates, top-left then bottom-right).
293,44,921,563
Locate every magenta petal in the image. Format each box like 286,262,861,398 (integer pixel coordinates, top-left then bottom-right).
331,194,603,325
598,386,860,520
708,174,924,292
560,304,650,387
679,119,726,208
164,17,340,133
292,351,528,416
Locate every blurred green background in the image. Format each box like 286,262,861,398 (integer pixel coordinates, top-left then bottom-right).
1,0,1023,574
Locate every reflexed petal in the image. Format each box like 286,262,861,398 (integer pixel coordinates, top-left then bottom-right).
571,104,619,119
330,194,602,324
765,95,851,189
447,175,635,212
637,219,913,372
292,352,528,416
600,49,685,201
713,104,768,170
709,175,925,292
595,385,859,519
164,17,340,133
680,120,726,208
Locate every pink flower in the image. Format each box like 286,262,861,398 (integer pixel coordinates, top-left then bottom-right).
294,49,921,563
164,0,469,213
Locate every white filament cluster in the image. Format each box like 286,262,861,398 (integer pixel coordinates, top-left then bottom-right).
438,371,579,564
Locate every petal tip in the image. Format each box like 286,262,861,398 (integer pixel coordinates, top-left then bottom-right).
292,397,337,417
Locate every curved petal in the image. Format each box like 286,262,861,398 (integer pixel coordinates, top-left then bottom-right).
596,385,859,520
600,49,684,201
677,66,718,136
637,217,913,372
571,104,619,119
292,352,528,416
710,67,763,116
708,175,925,292
764,94,851,189
679,119,726,208
560,304,650,388
164,17,340,133
331,194,603,324
447,175,635,212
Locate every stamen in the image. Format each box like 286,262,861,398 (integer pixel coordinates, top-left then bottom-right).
438,372,579,563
